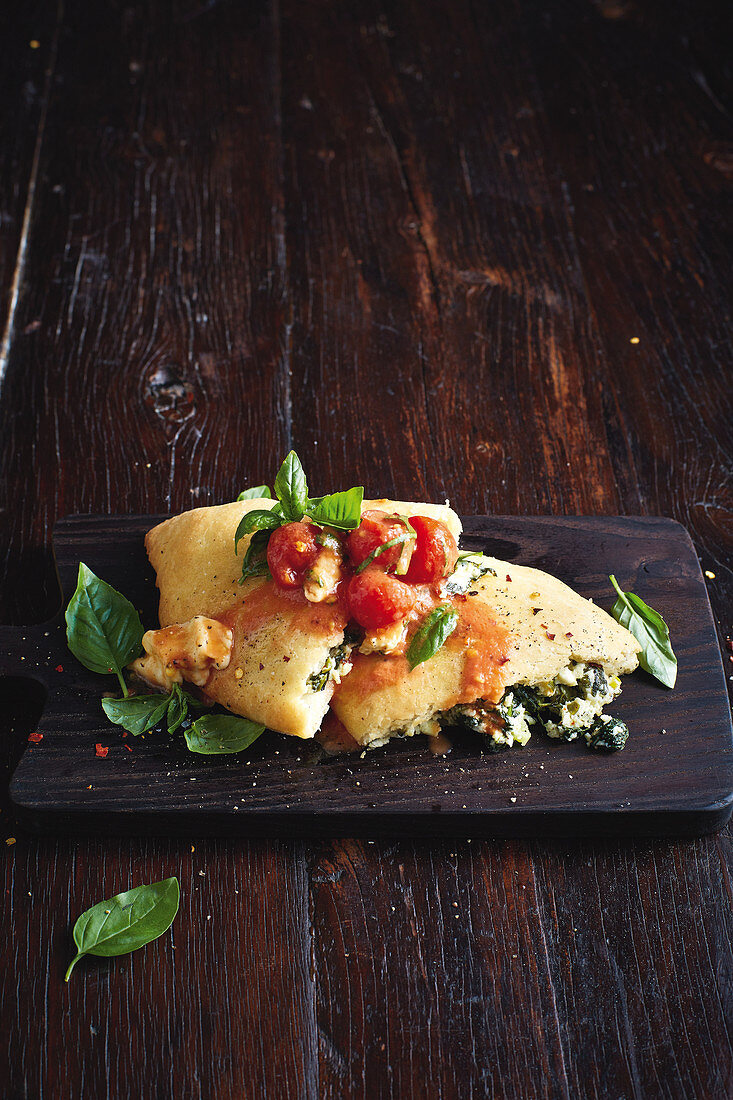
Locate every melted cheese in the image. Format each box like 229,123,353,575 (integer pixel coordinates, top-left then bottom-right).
132,616,233,689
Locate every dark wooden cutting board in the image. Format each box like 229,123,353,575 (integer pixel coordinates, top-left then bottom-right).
2,514,731,837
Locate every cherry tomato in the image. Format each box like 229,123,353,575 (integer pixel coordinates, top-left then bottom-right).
267,522,319,588
402,516,458,585
345,510,408,572
347,569,416,629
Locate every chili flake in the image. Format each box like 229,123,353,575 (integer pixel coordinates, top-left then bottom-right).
95,744,109,758
28,731,43,743
55,664,64,672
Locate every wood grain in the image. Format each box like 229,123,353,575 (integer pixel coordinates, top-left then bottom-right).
0,0,731,1097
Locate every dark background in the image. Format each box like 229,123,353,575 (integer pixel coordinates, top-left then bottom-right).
1,1,731,1097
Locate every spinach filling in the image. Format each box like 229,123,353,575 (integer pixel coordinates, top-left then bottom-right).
307,642,353,692
444,662,628,752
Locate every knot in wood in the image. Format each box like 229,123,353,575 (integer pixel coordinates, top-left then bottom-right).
145,365,196,424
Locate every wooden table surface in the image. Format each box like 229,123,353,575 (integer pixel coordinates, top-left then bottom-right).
1,1,731,1097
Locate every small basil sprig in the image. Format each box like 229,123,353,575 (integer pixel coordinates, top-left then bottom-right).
102,683,263,752
101,683,204,736
237,485,272,501
65,877,180,982
275,450,309,520
65,564,144,697
102,692,171,736
406,606,459,670
184,713,265,754
234,451,364,583
609,575,677,688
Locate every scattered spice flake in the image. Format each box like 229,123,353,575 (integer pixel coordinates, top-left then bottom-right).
28,731,43,743
124,744,132,752
546,632,556,641
506,575,512,582
630,336,640,344
6,837,17,845
95,744,109,758
259,662,264,671
565,632,573,638
87,785,92,789
704,570,716,579
55,664,64,672
498,656,510,665
283,656,290,663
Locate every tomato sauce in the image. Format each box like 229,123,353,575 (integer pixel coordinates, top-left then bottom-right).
450,596,512,705
332,591,511,709
219,578,348,642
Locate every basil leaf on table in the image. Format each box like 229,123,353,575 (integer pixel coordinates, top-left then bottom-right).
234,507,281,553
102,693,170,736
274,450,309,521
65,563,144,696
609,575,677,688
406,606,459,670
237,485,272,501
65,877,180,982
184,713,265,754
306,487,364,530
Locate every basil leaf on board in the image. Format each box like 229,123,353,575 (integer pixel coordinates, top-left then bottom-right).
101,693,170,736
239,529,272,584
609,575,677,688
237,485,272,501
274,451,309,521
306,487,364,531
184,713,265,755
406,606,459,670
65,563,144,696
65,877,180,982
166,684,189,733
234,508,280,553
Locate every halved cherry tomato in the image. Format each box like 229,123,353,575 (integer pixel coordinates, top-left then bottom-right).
345,510,408,572
347,569,416,629
267,522,319,588
402,516,458,585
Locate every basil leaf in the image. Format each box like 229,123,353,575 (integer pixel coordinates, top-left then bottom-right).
609,575,677,688
166,684,189,733
65,877,179,982
102,693,170,736
274,451,309,521
306,487,364,530
406,606,459,670
237,485,272,501
234,508,280,553
65,563,144,696
239,529,272,584
355,533,411,574
184,713,265,754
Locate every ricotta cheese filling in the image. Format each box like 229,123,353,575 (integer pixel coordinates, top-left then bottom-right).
132,616,233,689
434,660,625,750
